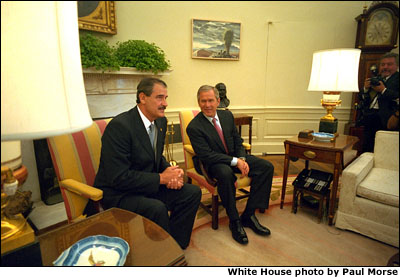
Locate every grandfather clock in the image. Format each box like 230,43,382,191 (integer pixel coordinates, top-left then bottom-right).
346,1,399,153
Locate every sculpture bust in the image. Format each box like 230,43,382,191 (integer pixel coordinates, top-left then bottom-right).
216,83,230,109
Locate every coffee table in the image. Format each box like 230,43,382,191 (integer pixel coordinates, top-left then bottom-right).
38,208,186,266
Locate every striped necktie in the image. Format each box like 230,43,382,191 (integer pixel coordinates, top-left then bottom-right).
212,117,228,153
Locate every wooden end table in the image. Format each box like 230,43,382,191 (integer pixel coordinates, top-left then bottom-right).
38,208,186,266
280,135,359,225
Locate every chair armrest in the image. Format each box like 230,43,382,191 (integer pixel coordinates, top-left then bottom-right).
60,179,103,201
184,144,217,186
184,144,195,155
339,153,374,210
242,142,251,151
199,161,217,186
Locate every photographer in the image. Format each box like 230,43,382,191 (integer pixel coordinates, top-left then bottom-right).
358,52,399,152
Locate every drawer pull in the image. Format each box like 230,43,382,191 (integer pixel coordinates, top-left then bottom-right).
304,150,316,159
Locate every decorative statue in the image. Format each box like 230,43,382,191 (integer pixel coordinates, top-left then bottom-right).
216,83,230,109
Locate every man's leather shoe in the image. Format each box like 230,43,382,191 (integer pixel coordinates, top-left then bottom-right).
241,214,271,236
229,220,248,244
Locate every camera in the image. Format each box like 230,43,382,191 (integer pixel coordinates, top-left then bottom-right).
369,65,384,86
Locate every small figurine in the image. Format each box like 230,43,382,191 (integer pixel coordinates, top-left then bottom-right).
216,83,230,109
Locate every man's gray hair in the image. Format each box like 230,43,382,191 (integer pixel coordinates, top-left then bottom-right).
197,85,219,101
380,52,399,66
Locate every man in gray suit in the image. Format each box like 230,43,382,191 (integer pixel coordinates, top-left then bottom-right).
94,78,201,249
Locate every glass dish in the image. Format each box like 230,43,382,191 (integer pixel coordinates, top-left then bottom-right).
53,235,129,266
312,132,335,142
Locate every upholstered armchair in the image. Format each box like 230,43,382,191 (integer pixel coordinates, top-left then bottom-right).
47,118,112,223
179,110,253,229
335,131,399,247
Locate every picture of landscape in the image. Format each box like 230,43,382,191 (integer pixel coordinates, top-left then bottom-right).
192,19,241,60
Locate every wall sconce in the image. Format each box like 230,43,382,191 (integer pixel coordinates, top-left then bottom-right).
1,2,92,241
308,48,361,134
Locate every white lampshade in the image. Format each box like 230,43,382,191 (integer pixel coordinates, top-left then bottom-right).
1,2,92,141
308,48,361,92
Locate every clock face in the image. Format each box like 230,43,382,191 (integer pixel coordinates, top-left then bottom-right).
365,9,393,46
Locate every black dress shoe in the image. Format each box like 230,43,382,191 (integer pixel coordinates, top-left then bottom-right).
229,220,248,245
241,214,271,236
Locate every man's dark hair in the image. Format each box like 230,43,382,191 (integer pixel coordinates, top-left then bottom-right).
136,78,167,104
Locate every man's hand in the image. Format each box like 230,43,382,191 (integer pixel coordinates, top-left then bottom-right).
364,78,371,90
159,166,184,189
372,81,386,93
236,158,249,178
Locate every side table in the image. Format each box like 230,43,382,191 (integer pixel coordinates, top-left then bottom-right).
280,135,358,225
233,114,253,154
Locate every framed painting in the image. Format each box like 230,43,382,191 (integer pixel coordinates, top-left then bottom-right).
192,19,241,60
78,1,116,35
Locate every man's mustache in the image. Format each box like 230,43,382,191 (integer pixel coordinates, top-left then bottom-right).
158,106,167,110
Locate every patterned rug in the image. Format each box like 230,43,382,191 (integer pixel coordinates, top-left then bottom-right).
193,175,296,228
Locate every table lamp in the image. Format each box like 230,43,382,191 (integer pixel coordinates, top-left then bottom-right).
1,2,92,240
308,48,361,134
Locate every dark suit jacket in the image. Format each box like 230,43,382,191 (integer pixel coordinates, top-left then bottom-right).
186,109,246,173
361,71,399,127
377,71,399,126
94,106,170,208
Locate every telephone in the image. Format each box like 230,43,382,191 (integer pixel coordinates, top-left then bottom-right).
292,168,333,194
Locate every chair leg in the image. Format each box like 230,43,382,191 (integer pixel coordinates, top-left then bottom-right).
211,194,219,230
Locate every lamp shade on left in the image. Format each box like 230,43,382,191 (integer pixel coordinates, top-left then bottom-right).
1,2,92,141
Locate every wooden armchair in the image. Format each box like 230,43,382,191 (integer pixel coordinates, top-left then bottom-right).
47,118,112,223
179,110,253,229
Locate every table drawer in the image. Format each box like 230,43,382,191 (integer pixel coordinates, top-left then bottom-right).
288,144,337,163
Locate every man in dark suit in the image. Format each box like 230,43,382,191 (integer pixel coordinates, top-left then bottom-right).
359,53,399,152
187,85,274,245
94,78,201,249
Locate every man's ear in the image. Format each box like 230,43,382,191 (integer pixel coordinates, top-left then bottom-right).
139,92,146,103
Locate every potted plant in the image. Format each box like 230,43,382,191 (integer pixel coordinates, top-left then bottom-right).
79,34,119,71
114,40,171,74
79,34,171,74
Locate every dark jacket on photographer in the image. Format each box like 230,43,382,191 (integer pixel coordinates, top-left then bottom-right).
358,71,399,152
359,71,399,128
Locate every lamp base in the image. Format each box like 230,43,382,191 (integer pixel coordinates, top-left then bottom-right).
1,213,26,240
319,119,338,134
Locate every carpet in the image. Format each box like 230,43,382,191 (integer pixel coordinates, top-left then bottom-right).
193,175,296,229
185,176,398,266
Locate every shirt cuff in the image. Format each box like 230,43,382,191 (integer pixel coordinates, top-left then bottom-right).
231,157,238,166
381,88,387,94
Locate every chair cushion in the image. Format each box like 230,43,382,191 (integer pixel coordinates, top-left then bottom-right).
356,168,399,207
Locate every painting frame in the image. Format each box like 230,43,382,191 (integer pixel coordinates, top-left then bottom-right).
78,1,117,35
192,19,241,61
